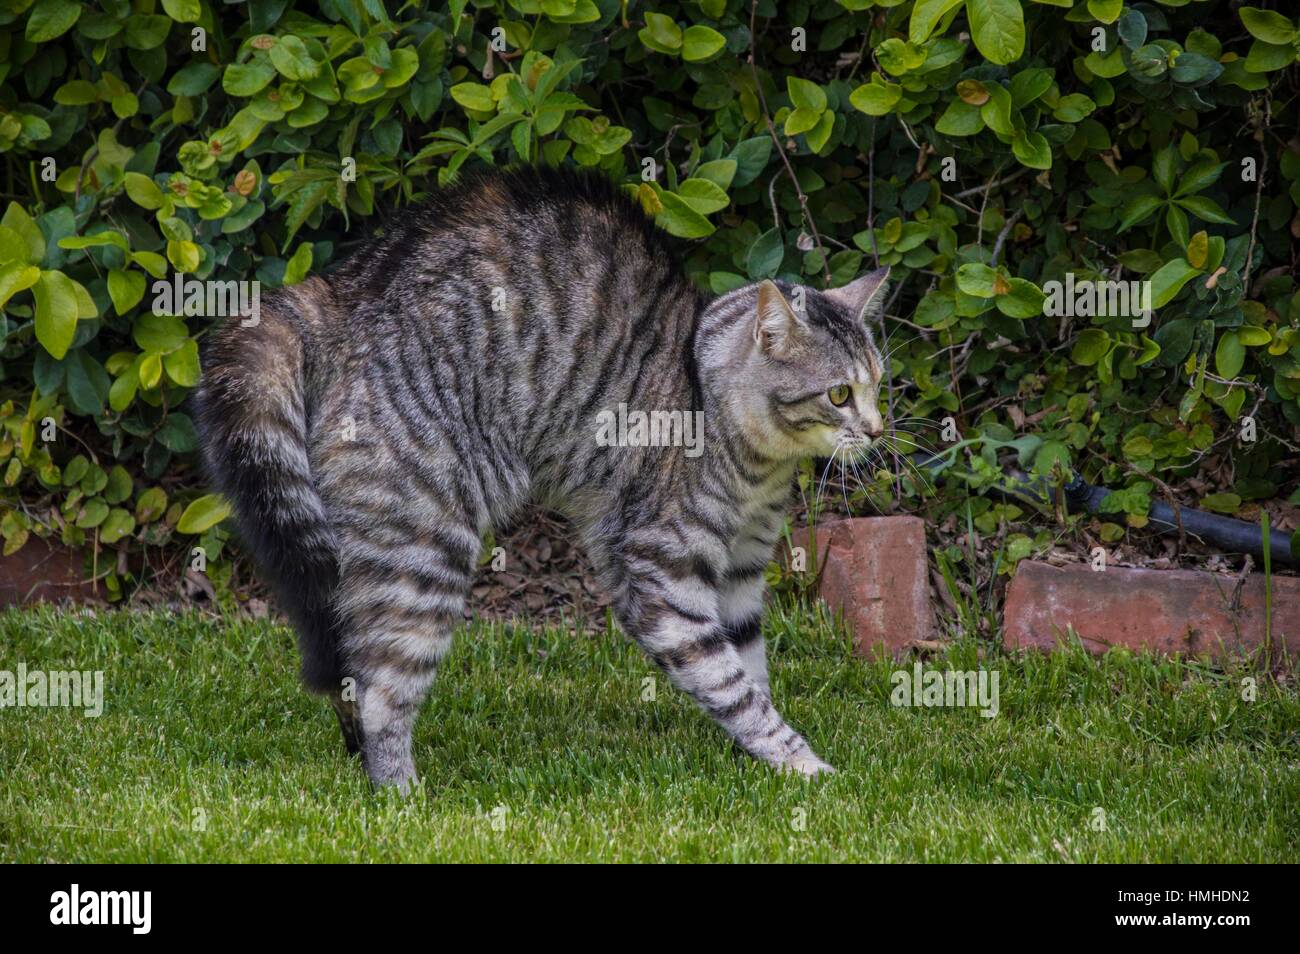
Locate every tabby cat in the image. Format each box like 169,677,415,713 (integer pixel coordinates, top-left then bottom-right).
197,166,889,790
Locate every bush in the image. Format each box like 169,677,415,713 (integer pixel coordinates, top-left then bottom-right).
0,0,1297,597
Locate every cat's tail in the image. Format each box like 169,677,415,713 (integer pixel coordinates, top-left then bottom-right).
194,277,343,695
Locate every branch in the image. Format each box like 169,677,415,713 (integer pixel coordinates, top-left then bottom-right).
748,0,832,285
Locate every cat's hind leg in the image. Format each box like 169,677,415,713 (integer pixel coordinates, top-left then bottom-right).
330,494,482,792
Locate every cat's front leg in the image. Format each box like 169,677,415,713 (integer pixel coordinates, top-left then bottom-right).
719,573,770,698
719,512,787,697
618,563,832,777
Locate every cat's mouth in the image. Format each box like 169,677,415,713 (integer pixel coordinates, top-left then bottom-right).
810,429,873,459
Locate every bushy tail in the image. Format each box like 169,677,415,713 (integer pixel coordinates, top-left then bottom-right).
195,278,343,693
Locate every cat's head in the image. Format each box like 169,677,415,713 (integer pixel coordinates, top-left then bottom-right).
698,267,890,460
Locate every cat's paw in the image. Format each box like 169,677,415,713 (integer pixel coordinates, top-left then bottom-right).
780,753,836,779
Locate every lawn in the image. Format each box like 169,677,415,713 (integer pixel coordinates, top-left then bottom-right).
1,603,1296,862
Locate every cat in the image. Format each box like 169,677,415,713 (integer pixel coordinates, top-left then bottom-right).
197,166,889,791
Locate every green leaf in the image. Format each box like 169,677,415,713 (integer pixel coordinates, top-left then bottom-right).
123,172,165,210
1011,130,1051,169
728,137,771,187
2,203,46,264
163,340,200,387
100,508,137,544
223,61,277,97
1071,328,1111,366
269,36,320,81
1009,68,1052,107
136,487,168,524
1244,40,1296,73
682,25,726,62
0,262,40,308
25,0,82,42
675,179,730,215
784,107,822,137
1130,44,1170,79
1177,195,1236,226
966,0,1025,66
639,12,683,54
1087,0,1122,24
804,112,834,153
1118,195,1163,232
849,79,902,116
156,413,198,454
64,348,110,415
109,363,139,412
1051,93,1095,123
177,494,232,534
33,270,78,359
693,159,736,190
1175,161,1225,197
76,497,110,529
107,269,146,315
124,13,171,49
1117,9,1147,49
133,313,189,353
166,240,201,273
995,278,1045,319
1152,146,1177,194
1239,7,1297,45
979,84,1015,136
1215,330,1245,379
55,80,101,106
161,0,201,22
875,38,928,76
1200,492,1242,515
104,465,133,505
956,263,999,298
168,62,223,97
59,231,129,252
655,193,714,239
1149,258,1200,308
1169,51,1223,86
786,77,827,113
747,228,785,279
909,0,966,43
935,99,984,136
449,82,495,113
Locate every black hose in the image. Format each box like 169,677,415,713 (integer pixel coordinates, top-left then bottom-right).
911,452,1295,567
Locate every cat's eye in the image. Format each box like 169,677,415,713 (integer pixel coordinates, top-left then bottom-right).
827,384,851,407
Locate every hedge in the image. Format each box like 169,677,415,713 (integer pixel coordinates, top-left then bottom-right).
0,0,1298,599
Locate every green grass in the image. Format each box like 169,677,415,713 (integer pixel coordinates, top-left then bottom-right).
1,604,1297,862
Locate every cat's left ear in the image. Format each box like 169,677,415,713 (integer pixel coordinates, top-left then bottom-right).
824,266,890,323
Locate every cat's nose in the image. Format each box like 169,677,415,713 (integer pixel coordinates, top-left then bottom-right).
864,419,884,439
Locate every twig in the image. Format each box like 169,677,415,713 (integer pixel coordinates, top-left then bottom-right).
866,116,879,268
1243,95,1270,294
953,166,1030,199
879,281,907,498
748,0,832,285
991,208,1025,266
72,79,150,231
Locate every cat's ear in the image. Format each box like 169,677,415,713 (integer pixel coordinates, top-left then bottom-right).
753,280,806,357
824,266,890,323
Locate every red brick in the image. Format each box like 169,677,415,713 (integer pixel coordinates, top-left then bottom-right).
1004,560,1300,660
788,516,934,659
0,539,99,607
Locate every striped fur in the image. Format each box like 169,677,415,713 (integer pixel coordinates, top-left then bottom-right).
197,166,889,789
